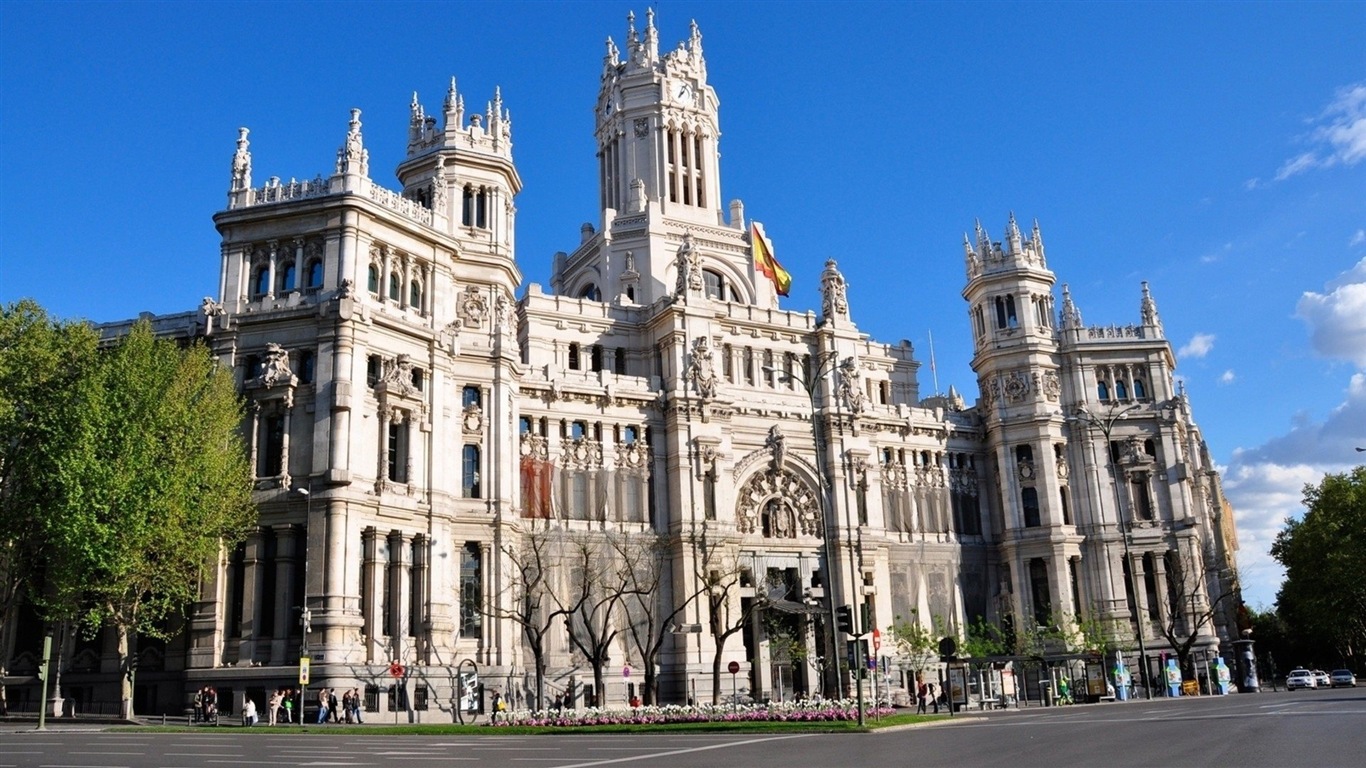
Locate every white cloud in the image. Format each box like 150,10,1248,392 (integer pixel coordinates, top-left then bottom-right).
1274,82,1366,181
1351,229,1365,247
1296,257,1366,367
1243,178,1261,191
1219,370,1236,384
1200,242,1233,264
1222,367,1366,608
1178,332,1216,359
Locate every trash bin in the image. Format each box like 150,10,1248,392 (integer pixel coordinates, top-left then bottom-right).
1040,680,1053,707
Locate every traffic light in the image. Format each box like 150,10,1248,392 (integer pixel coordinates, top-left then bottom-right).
836,605,854,635
859,603,871,635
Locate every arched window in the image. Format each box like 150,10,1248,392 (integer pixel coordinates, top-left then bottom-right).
462,445,481,499
702,270,724,300
1116,380,1128,400
1006,295,1018,328
254,267,270,296
1097,381,1110,401
409,280,423,308
307,260,323,289
579,284,601,301
462,185,474,226
388,272,401,301
995,296,1007,329
1133,379,1147,399
625,285,635,301
277,263,296,293
367,265,380,294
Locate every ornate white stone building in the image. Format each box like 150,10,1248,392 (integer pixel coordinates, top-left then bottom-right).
6,11,1240,716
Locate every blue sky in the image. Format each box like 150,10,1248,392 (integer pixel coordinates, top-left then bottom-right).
2,1,1363,608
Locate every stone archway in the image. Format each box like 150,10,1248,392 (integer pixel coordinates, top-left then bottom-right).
736,468,822,538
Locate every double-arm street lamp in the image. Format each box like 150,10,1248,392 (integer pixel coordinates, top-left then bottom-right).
1074,403,1153,700
291,481,314,725
765,350,856,716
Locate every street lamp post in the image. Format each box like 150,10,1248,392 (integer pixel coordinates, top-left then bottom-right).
291,482,314,726
1075,403,1152,700
766,351,849,710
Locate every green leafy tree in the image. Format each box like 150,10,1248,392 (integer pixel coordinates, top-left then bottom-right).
0,300,100,714
35,321,255,718
1271,466,1366,670
886,611,942,673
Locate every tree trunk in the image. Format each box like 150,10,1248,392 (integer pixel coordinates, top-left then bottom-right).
642,656,657,705
592,660,605,708
117,625,134,720
532,649,546,712
711,645,725,705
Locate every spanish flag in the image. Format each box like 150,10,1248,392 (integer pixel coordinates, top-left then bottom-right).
751,222,792,297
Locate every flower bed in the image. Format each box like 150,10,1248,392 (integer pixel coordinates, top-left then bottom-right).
489,699,894,728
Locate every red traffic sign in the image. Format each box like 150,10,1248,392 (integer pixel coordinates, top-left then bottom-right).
872,628,881,652
728,661,740,675
389,662,405,679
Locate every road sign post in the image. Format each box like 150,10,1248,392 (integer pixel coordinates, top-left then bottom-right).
728,660,740,713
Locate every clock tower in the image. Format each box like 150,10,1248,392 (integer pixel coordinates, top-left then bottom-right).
551,11,766,308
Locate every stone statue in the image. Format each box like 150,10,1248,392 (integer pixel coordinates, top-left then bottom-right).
838,356,866,414
260,342,296,388
767,425,786,471
687,336,718,399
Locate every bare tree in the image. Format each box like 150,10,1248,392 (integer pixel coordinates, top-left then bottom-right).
489,523,585,711
693,535,770,705
557,531,640,708
1157,540,1240,681
613,531,710,705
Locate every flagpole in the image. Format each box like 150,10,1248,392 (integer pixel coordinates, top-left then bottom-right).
927,329,940,396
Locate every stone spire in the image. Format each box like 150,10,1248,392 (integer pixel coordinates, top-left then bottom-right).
1140,281,1163,334
1059,283,1083,329
444,77,464,129
821,259,851,325
335,108,369,177
974,218,991,257
1032,218,1045,261
230,127,252,193
604,36,620,71
1005,211,1023,255
644,7,659,60
689,18,703,59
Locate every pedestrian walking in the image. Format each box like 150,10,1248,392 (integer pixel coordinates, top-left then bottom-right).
491,691,502,723
316,687,329,724
916,678,929,714
243,697,258,727
350,688,364,723
193,688,204,723
329,688,340,722
282,688,294,723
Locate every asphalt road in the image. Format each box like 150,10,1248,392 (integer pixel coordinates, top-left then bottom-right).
2,686,1362,768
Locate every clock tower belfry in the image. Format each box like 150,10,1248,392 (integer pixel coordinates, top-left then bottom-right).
596,10,721,224
549,11,771,309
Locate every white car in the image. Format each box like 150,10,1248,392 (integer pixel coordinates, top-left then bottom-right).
1286,669,1316,690
1314,670,1332,688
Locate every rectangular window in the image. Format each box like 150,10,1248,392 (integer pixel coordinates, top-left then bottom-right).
1029,558,1051,626
365,685,380,712
261,414,285,477
414,685,429,711
614,347,627,375
387,421,409,482
459,542,483,639
462,445,481,499
1022,487,1041,528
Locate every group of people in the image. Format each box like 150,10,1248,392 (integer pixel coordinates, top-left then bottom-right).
192,686,219,724
314,687,365,724
265,688,300,725
916,678,942,714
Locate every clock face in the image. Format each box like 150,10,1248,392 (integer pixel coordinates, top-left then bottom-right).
672,81,693,104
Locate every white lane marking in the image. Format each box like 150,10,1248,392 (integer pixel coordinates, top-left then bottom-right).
541,734,815,768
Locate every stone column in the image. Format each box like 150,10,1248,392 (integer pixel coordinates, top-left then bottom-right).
271,524,299,665
388,531,412,664
238,529,264,663
362,527,383,663
411,535,428,662
266,240,278,300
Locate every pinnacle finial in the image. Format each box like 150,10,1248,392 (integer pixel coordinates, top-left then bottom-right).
445,77,458,111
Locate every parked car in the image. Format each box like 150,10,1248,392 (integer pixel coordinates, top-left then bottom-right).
1286,669,1316,690
1314,670,1332,688
1330,669,1357,688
